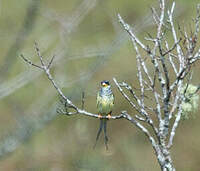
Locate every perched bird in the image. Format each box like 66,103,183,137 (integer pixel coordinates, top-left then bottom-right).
94,80,114,150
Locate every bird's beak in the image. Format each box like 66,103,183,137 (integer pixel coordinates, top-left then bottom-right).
102,83,108,87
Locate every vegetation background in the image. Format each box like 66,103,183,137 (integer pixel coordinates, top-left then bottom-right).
0,0,199,170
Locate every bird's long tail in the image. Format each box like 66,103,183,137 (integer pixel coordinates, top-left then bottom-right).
93,119,108,150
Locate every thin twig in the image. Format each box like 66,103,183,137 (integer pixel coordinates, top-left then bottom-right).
47,55,55,69
81,91,85,110
20,54,43,69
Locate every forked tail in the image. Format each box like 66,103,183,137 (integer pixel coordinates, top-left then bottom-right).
93,119,108,150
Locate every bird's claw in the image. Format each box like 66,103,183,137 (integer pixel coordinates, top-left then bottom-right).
108,114,112,119
98,114,102,119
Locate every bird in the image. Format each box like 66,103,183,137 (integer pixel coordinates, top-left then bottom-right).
93,80,114,150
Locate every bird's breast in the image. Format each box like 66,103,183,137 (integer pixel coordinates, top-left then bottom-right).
97,95,114,115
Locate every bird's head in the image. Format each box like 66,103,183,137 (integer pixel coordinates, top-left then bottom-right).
101,80,110,87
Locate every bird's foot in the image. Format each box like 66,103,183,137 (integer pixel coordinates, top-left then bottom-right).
98,114,102,119
107,114,112,119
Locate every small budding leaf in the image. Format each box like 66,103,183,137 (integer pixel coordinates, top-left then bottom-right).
180,84,199,119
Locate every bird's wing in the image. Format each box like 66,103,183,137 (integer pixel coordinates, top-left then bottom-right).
96,91,102,111
109,94,114,111
112,93,114,105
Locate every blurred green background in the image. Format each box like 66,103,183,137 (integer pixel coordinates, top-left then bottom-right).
0,0,200,170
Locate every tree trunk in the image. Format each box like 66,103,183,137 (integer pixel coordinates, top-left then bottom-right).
157,149,175,171
161,160,175,171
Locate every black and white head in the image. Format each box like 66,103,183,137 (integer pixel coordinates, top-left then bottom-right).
101,80,110,88
100,80,112,96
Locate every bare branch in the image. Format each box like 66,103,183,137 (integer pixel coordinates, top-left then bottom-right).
118,14,150,53
190,48,200,64
119,82,141,105
118,13,165,124
21,45,76,108
113,78,141,113
135,115,146,122
167,107,182,148
194,4,200,39
20,54,43,69
162,38,182,57
47,54,55,69
168,2,184,70
34,42,45,67
167,84,183,149
21,45,148,125
164,40,178,75
151,7,160,26
113,78,159,136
